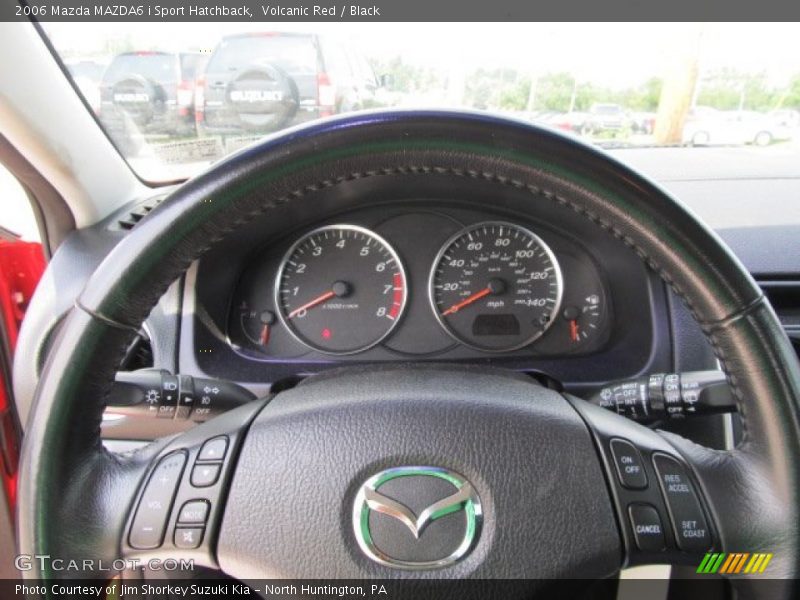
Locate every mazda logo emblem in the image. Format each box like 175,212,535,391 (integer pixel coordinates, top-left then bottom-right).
352,466,482,569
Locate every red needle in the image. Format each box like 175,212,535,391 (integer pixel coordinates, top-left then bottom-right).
441,287,492,316
259,323,271,346
287,290,336,319
569,319,579,342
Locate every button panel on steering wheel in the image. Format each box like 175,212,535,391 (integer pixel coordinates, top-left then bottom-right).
122,399,267,568
569,396,716,567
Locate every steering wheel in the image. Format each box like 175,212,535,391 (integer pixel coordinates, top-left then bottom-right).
17,112,800,597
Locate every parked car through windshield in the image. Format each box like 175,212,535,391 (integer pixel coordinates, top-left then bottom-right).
197,32,379,139
99,50,204,151
41,23,800,180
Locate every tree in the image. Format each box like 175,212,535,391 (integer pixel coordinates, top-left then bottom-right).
695,69,782,111
367,57,441,94
775,73,800,110
498,76,531,111
653,34,700,144
463,68,528,110
534,72,577,112
102,33,139,57
627,78,663,111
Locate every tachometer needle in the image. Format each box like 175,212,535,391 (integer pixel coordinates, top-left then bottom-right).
441,287,492,316
288,290,336,319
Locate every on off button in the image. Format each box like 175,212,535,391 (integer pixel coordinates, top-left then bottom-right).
610,438,648,490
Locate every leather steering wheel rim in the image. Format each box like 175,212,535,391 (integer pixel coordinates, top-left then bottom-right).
17,111,800,593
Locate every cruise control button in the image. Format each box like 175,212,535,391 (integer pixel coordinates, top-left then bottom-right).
191,463,221,487
174,527,204,549
653,454,711,552
628,503,666,552
178,500,210,524
129,452,186,549
198,436,228,462
610,438,648,489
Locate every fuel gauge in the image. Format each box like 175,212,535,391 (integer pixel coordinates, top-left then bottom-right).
561,293,603,346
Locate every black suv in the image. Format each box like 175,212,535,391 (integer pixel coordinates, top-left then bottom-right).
99,51,204,147
196,32,381,136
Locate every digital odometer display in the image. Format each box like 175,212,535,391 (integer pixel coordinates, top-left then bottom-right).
430,222,563,352
275,225,407,354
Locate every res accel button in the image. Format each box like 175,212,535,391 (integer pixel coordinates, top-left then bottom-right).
653,454,711,552
610,438,648,489
628,503,666,552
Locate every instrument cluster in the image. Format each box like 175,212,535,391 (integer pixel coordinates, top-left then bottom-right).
226,207,612,362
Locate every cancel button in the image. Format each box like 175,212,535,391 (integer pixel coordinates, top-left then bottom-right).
628,503,666,552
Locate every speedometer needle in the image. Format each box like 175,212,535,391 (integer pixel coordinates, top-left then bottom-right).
287,290,336,319
441,287,492,316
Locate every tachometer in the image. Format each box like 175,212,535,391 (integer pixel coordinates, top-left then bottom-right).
429,221,563,352
275,225,407,354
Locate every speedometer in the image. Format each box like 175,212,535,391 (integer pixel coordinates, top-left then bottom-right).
275,225,407,355
429,222,563,352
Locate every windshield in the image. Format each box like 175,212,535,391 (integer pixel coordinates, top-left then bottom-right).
65,60,106,82
207,34,319,75
591,105,623,115
41,23,800,182
103,53,179,84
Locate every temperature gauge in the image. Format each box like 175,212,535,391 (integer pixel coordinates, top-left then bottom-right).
239,308,277,348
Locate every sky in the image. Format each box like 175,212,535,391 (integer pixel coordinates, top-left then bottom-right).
42,22,799,89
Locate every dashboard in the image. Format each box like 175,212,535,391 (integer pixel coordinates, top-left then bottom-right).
11,144,800,449
184,190,669,390
228,212,609,359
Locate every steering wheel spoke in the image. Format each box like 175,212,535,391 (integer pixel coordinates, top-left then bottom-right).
120,399,266,570
569,397,719,570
